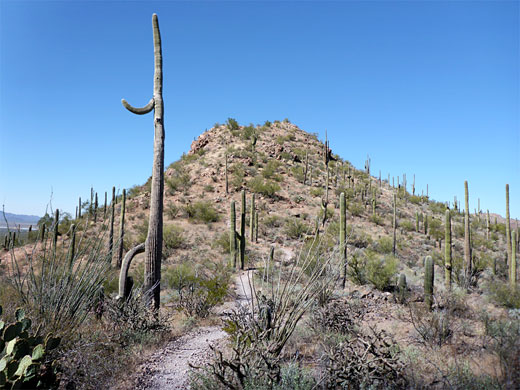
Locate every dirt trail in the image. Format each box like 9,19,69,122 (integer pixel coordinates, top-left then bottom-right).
133,270,254,390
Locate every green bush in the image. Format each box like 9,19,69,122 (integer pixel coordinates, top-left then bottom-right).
184,201,219,224
262,161,282,181
163,224,185,256
164,263,230,318
241,124,256,141
310,187,324,198
212,232,230,254
284,218,308,240
487,281,520,309
374,236,394,254
248,176,280,198
226,117,239,131
366,253,398,291
348,202,364,217
230,163,245,190
165,202,179,219
166,168,191,194
264,214,283,228
400,220,415,232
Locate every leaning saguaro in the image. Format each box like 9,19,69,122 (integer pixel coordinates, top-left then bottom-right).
120,14,165,310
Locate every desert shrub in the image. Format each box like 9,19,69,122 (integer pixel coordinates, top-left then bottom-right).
284,218,308,240
212,232,230,254
127,184,141,198
191,362,316,390
322,327,407,389
165,202,179,219
262,160,282,181
264,214,283,228
310,187,324,198
135,218,149,244
374,236,394,254
6,221,111,337
163,224,185,257
409,195,422,205
487,280,520,309
347,251,368,285
241,124,256,141
482,309,520,387
166,166,191,194
226,117,239,131
230,163,245,190
163,263,230,318
248,176,280,198
400,220,415,232
369,213,384,226
408,303,454,347
311,299,366,335
184,201,219,223
350,228,373,249
365,253,398,291
203,184,215,193
348,201,364,217
193,238,337,389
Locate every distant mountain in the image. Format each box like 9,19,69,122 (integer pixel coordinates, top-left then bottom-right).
0,212,41,228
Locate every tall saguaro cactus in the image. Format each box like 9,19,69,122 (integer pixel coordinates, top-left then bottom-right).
340,192,347,289
240,190,246,270
109,186,115,259
464,181,472,285
445,209,452,289
510,230,517,285
230,201,237,268
250,193,255,240
116,189,126,268
424,256,434,310
392,193,397,256
121,14,165,309
505,184,512,268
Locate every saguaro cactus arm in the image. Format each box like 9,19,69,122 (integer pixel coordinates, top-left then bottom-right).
117,243,146,299
122,98,155,115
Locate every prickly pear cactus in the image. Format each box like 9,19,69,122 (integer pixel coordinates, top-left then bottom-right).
0,306,61,389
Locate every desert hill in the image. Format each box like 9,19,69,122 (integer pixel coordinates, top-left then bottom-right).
1,119,518,389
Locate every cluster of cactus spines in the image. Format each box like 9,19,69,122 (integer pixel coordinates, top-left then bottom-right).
53,209,59,252
510,230,517,285
225,153,229,194
122,14,165,309
339,192,347,288
0,306,61,388
424,256,434,310
464,181,472,281
116,189,126,268
108,186,115,260
505,184,511,268
250,193,255,240
240,190,246,270
397,273,407,303
392,193,397,256
230,200,237,268
445,209,452,290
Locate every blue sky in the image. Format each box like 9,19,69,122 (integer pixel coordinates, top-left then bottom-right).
0,0,518,220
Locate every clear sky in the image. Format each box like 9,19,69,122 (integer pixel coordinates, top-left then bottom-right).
0,0,518,220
